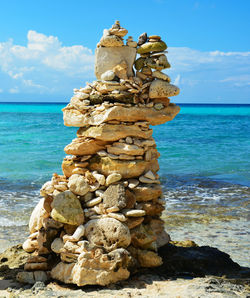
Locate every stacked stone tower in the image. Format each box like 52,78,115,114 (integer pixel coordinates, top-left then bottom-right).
21,21,180,286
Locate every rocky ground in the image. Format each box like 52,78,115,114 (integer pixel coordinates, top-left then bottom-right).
0,241,249,297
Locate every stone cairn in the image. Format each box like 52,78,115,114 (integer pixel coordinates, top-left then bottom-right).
20,21,180,286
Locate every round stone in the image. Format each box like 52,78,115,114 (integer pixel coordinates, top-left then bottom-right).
85,218,131,251
101,70,115,81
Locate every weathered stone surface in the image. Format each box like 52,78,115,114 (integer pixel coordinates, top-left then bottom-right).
89,156,159,179
51,248,130,286
103,184,126,210
61,158,88,178
149,80,180,98
137,250,163,267
138,202,164,216
126,217,144,229
137,41,167,54
130,224,157,249
68,174,90,196
99,34,123,47
152,70,171,82
125,189,136,209
51,191,84,225
107,142,144,156
29,198,50,234
95,46,136,80
113,60,128,80
63,104,180,127
77,124,152,141
85,218,131,251
132,184,162,201
106,172,122,186
64,138,109,155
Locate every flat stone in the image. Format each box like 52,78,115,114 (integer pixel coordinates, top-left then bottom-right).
123,209,146,217
24,262,48,271
95,46,136,80
139,176,160,184
64,138,109,155
77,124,152,141
152,70,171,82
126,217,144,229
85,218,131,251
137,41,167,54
132,184,162,201
68,174,90,196
64,104,180,127
107,142,144,156
106,172,122,186
106,212,127,222
149,80,180,98
137,202,164,216
61,158,88,178
89,156,159,179
99,34,123,47
103,184,126,210
144,170,156,180
51,191,84,225
51,238,64,253
128,179,140,189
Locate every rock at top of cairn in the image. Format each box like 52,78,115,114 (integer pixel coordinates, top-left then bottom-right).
95,21,137,80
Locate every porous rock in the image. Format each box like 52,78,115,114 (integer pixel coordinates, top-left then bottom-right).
149,80,180,98
85,218,131,251
51,248,131,286
103,184,127,210
89,156,159,179
51,191,84,225
132,184,162,201
64,138,109,155
77,124,152,141
63,104,180,127
68,174,90,196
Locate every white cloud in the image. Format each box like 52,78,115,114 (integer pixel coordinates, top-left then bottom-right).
166,47,250,102
9,87,19,94
0,30,249,103
0,30,95,98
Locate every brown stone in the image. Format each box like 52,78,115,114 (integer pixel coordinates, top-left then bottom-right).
63,104,181,127
132,184,162,202
130,224,157,249
89,156,159,179
24,262,48,271
137,202,164,216
77,124,152,141
125,189,136,209
126,217,144,229
64,138,109,156
137,250,163,267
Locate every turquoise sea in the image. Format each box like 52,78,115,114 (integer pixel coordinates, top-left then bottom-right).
0,102,249,266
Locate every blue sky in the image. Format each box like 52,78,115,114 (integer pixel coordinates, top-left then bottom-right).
0,0,249,103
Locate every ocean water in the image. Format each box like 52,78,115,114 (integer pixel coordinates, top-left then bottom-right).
0,102,249,266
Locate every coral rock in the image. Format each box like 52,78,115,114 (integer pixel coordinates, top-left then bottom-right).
51,191,84,225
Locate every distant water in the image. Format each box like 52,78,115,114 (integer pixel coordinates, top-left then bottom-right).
0,102,249,266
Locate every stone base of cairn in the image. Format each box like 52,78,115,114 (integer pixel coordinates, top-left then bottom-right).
20,21,180,286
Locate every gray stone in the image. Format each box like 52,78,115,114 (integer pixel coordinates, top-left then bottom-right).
95,46,136,80
103,184,127,210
